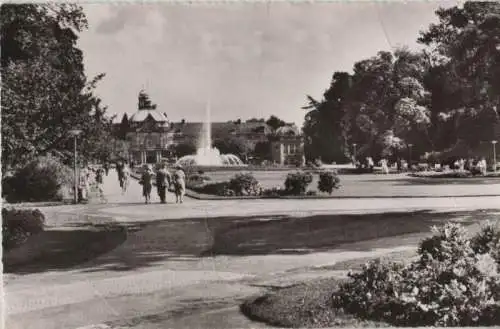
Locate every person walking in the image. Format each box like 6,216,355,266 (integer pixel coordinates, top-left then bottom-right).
156,164,171,204
95,167,106,201
140,165,153,204
103,162,109,176
121,162,130,194
173,165,186,204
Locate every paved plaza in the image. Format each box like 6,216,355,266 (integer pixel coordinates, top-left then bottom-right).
4,170,500,329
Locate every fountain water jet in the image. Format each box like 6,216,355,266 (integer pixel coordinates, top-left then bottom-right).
175,102,246,167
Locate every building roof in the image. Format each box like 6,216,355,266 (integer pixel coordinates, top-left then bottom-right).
170,121,272,137
129,109,168,123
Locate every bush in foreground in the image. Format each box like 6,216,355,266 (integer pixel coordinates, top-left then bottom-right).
3,156,73,203
2,208,45,250
333,222,500,326
284,171,313,195
318,170,341,194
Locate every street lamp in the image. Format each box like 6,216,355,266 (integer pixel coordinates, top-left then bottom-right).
69,129,82,204
408,144,413,167
353,143,357,161
492,140,498,172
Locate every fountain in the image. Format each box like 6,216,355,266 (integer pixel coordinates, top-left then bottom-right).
175,102,246,167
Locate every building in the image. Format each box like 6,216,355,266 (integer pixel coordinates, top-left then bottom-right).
270,125,305,166
125,108,173,164
113,108,305,166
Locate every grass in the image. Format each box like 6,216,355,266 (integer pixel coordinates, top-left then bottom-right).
239,249,418,328
187,171,500,199
241,278,390,328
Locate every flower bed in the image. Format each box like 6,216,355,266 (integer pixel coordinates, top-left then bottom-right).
410,170,500,179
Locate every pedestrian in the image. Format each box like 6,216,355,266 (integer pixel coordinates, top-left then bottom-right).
156,164,171,204
104,162,109,176
140,165,153,204
480,157,488,176
78,167,89,202
173,165,186,204
116,161,124,187
95,167,105,200
380,158,389,174
121,162,130,194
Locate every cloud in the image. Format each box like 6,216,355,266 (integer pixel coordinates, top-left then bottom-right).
78,1,458,126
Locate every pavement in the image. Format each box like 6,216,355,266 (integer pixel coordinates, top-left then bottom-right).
4,169,500,329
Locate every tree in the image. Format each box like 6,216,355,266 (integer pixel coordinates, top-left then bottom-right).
266,115,286,131
303,72,352,163
253,141,272,160
303,49,431,163
213,137,252,159
170,142,196,158
246,118,265,123
419,2,500,148
1,4,109,170
115,113,130,140
138,90,157,110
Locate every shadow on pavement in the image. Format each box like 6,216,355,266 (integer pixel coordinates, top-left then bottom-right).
201,209,497,257
5,210,498,274
3,222,133,274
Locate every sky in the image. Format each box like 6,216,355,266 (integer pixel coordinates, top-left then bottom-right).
78,1,459,126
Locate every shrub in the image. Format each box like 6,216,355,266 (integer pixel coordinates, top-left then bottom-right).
228,173,261,196
2,207,45,250
333,222,500,327
190,181,230,196
186,173,211,189
317,170,341,194
3,156,73,203
284,171,313,195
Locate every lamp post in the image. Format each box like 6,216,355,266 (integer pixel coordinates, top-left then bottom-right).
492,140,498,172
69,129,82,204
353,143,357,162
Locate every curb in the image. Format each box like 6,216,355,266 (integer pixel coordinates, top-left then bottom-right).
185,192,500,201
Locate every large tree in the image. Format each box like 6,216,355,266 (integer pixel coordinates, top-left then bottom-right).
303,49,431,163
1,4,110,170
419,2,500,149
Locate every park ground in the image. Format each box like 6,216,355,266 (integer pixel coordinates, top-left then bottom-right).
3,169,500,329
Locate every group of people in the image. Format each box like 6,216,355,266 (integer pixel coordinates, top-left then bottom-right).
115,161,186,204
78,164,106,202
451,157,488,175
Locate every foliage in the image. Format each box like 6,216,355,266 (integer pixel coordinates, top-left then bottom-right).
410,171,472,179
2,207,45,250
138,89,157,110
1,4,110,171
253,141,272,161
189,181,231,197
170,141,197,158
333,222,500,326
317,170,341,194
2,156,73,203
302,2,500,163
266,115,286,131
212,137,252,160
228,173,261,196
284,171,313,195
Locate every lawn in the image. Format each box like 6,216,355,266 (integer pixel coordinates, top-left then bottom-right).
194,170,500,198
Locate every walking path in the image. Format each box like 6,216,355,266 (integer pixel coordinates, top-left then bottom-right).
4,169,500,329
